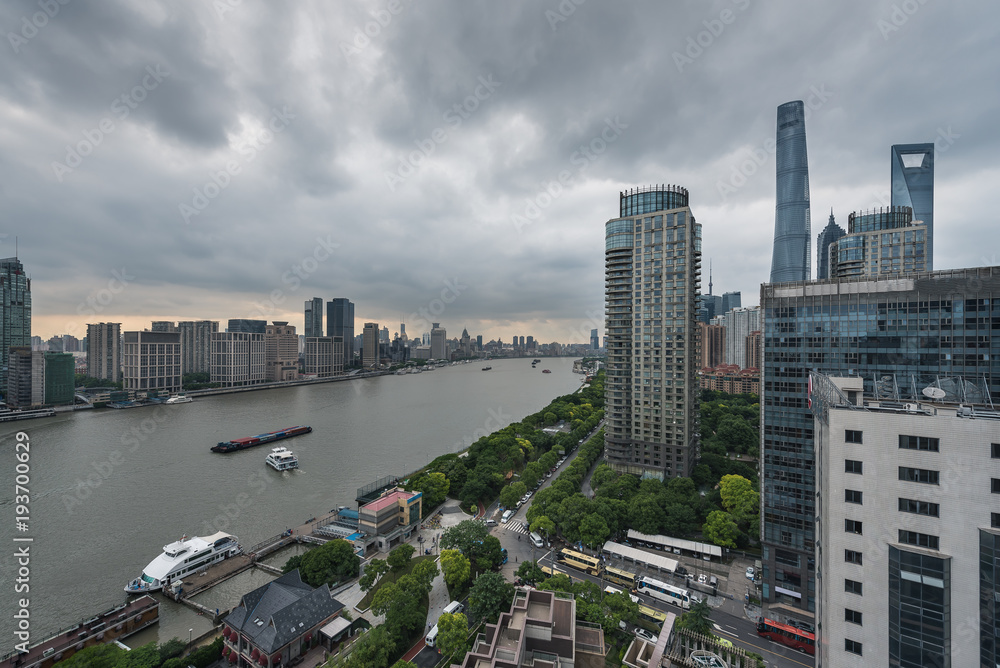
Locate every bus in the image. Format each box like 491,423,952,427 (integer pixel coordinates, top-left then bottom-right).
637,604,667,626
637,576,691,610
540,565,561,578
604,565,638,590
604,585,639,603
756,618,816,656
556,548,603,576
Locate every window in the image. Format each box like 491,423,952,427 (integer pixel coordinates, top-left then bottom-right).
845,579,863,595
898,530,939,550
845,429,863,444
993,513,1000,528
845,489,863,504
994,479,1000,494
845,639,863,656
845,609,863,625
898,435,940,451
845,519,863,535
992,443,1000,458
899,467,939,484
898,498,940,517
845,549,863,565
845,460,863,474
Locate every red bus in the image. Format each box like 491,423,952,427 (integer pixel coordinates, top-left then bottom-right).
756,618,815,655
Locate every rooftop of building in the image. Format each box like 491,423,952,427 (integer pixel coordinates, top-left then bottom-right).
763,264,999,293
361,488,418,513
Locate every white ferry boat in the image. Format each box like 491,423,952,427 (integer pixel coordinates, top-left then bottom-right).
165,394,193,404
265,446,299,471
125,532,240,593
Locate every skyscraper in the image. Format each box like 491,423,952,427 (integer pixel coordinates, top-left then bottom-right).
362,322,379,367
430,323,447,360
760,266,1000,619
815,209,846,279
87,322,122,382
770,101,811,283
721,291,741,314
891,143,934,270
178,320,219,375
0,257,31,393
590,329,599,350
304,297,323,338
326,298,355,365
604,185,701,480
227,319,266,334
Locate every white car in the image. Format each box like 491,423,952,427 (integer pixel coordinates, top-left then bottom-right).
745,566,755,580
698,574,707,585
634,628,658,643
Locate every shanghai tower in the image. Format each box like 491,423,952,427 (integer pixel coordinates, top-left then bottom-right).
769,101,811,283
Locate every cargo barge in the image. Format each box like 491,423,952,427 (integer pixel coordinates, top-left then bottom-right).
211,425,312,453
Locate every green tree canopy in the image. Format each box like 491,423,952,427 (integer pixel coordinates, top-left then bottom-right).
440,549,472,589
515,560,546,585
54,644,125,668
387,543,416,574
702,510,739,549
436,612,469,659
469,571,515,624
291,539,360,587
411,472,450,511
359,558,390,592
529,515,556,539
677,599,713,635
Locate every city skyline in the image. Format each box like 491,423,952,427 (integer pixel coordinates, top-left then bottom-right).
4,2,997,344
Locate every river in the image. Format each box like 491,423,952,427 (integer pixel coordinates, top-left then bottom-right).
0,357,581,652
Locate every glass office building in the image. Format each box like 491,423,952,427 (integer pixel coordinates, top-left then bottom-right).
816,210,845,280
829,206,927,279
605,185,702,480
770,101,812,283
760,266,1000,618
327,298,355,365
891,143,934,271
0,257,31,393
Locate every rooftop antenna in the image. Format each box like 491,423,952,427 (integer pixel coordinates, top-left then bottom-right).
708,259,713,295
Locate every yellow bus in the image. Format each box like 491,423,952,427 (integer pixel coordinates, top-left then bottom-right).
556,548,603,576
604,565,638,590
638,604,667,626
540,565,561,578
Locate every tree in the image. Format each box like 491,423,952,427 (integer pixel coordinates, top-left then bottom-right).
359,558,390,592
590,463,618,490
522,461,543,489
578,513,610,550
387,543,416,575
677,599,713,635
440,549,472,589
468,571,515,624
719,475,756,512
390,662,418,668
440,519,489,558
716,414,758,454
477,535,504,572
330,625,393,668
411,558,439,592
499,484,521,510
603,590,640,635
702,510,739,549
295,539,360,587
411,472,450,512
372,574,427,649
54,644,124,668
662,503,699,537
529,515,556,540
157,638,186,664
543,411,557,425
116,644,162,668
515,560,546,585
628,495,664,536
436,612,468,659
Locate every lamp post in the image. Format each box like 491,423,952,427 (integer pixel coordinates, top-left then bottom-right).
188,628,193,644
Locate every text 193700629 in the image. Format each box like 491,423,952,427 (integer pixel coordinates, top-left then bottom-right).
13,430,32,653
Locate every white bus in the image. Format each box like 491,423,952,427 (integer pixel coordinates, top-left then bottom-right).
637,576,691,609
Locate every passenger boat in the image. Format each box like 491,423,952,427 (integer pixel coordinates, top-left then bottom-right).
211,425,312,453
165,394,193,404
125,532,241,593
482,366,492,371
542,369,552,373
266,447,299,471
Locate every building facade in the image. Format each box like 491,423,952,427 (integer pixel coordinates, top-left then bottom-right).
718,306,760,368
123,331,182,394
816,209,846,280
698,322,725,369
722,291,742,314
830,207,927,279
891,143,934,270
303,297,323,338
326,299,354,365
0,257,31,393
760,266,1000,620
770,101,812,283
430,323,447,360
178,320,218,375
87,322,122,382
304,336,342,377
5,346,32,407
264,321,298,382
699,364,760,395
812,373,1000,668
227,319,266,334
210,332,265,387
150,321,177,332
362,322,379,368
604,185,701,480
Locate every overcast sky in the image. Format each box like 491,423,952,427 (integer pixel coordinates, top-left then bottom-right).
4,0,998,343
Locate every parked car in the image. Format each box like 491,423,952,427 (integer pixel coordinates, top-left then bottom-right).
745,566,755,580
634,628,658,643
675,565,688,577
698,574,708,585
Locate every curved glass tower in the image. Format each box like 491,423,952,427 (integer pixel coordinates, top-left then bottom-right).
891,143,934,270
770,101,811,283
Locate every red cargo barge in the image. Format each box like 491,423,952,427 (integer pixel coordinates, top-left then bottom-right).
211,425,313,453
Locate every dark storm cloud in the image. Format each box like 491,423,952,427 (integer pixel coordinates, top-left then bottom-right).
2,0,998,340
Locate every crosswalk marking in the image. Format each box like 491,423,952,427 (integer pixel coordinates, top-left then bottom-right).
505,521,529,535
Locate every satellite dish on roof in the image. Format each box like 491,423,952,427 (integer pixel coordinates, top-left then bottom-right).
922,387,946,399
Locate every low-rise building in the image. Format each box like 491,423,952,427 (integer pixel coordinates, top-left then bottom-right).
358,487,422,551
698,365,759,395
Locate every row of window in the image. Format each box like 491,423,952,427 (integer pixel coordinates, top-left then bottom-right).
845,430,941,451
